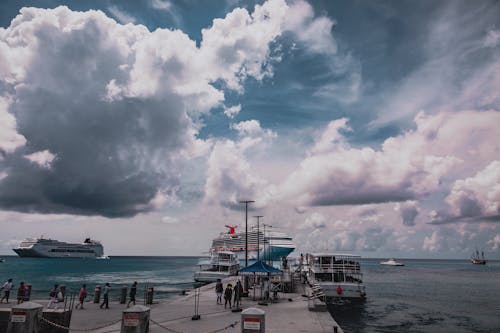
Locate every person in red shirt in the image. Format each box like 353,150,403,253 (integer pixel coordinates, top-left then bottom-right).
75,284,87,309
17,282,26,304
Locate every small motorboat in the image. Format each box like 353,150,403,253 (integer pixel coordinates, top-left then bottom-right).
0,258,4,263
380,258,404,266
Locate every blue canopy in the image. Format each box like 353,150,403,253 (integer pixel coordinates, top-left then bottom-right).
238,260,283,276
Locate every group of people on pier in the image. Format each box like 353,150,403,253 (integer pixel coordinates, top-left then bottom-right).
215,279,243,309
0,278,138,309
1,278,29,304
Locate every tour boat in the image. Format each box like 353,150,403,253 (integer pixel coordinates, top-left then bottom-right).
380,258,405,266
470,249,487,265
193,251,240,283
307,252,366,299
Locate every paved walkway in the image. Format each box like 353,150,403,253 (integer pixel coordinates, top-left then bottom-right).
0,277,343,333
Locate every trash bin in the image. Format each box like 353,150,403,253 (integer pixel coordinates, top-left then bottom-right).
7,301,43,333
94,286,101,303
121,305,150,333
120,287,128,304
241,307,265,333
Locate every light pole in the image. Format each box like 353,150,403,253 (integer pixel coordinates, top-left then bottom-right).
254,216,263,261
263,224,272,265
240,200,254,296
239,200,254,268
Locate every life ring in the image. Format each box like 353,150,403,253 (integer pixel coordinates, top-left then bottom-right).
336,286,343,295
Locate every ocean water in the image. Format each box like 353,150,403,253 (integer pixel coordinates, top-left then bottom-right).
0,256,200,300
1,256,499,332
328,259,500,333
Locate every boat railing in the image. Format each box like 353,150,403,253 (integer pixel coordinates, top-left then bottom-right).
311,263,361,272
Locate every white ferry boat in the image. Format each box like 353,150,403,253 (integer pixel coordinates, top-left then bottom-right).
307,252,366,299
194,251,240,283
210,225,295,261
13,237,104,258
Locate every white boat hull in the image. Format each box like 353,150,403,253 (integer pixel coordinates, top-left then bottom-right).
314,282,366,299
194,271,234,283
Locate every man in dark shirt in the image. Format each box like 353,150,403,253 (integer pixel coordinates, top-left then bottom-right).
127,281,137,307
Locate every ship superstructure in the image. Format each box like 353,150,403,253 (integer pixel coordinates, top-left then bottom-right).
210,225,295,261
13,237,104,258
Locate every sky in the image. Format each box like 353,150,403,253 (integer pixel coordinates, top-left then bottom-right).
0,0,499,259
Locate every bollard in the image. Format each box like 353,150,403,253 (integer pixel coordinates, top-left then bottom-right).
121,305,150,333
7,301,43,333
23,284,32,302
241,307,265,333
145,287,154,305
94,286,101,303
120,287,128,304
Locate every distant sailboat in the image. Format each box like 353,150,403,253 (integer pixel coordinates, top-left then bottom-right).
470,248,486,265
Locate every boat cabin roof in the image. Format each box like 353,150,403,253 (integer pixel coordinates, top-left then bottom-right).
310,252,360,258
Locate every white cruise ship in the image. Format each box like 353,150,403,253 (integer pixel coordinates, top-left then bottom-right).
13,237,104,258
210,225,295,261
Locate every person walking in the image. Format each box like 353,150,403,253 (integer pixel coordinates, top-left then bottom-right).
215,279,223,304
127,281,137,307
17,282,26,304
75,284,87,309
100,283,111,309
47,284,59,309
233,280,243,308
0,278,13,303
224,283,233,309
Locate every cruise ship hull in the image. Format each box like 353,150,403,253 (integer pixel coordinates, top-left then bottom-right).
13,238,104,258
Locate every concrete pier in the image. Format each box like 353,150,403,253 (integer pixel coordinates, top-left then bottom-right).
0,277,343,333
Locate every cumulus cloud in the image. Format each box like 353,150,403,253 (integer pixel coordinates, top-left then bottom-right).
487,234,500,250
231,119,276,138
280,111,493,207
203,138,275,210
150,0,172,11
107,5,136,24
396,201,419,226
0,97,26,154
223,104,241,118
446,161,500,218
283,0,337,55
297,212,326,230
24,150,56,169
422,231,441,252
0,2,327,217
484,29,500,48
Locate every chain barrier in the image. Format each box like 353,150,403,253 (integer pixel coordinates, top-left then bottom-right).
149,318,239,333
149,318,187,333
40,315,122,332
204,320,239,333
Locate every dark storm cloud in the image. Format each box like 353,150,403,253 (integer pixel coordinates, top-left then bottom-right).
400,203,418,226
0,7,198,217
